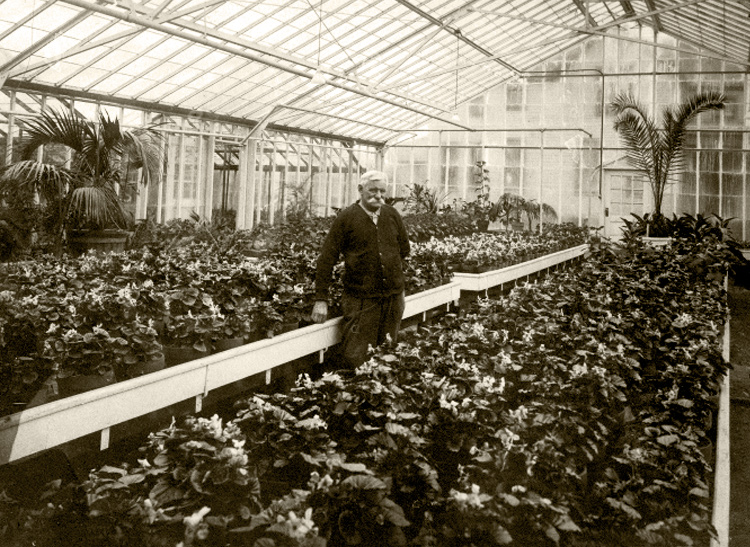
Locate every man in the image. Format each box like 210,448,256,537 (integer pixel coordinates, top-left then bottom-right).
312,170,410,368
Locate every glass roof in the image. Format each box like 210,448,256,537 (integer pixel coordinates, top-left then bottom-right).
0,0,748,144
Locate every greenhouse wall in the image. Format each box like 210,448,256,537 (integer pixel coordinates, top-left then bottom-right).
384,27,750,240
0,96,383,232
0,27,748,239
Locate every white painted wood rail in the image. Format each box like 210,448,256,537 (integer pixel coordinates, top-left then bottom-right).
711,278,731,547
0,281,461,464
0,244,589,466
452,243,588,293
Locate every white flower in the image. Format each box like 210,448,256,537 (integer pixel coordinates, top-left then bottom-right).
183,506,211,527
296,373,314,390
439,393,459,412
570,362,588,378
450,483,489,509
296,414,328,430
285,507,317,539
509,405,528,422
220,446,249,467
498,351,512,367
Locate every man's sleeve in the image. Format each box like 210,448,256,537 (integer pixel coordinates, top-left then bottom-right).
314,217,344,300
395,210,410,258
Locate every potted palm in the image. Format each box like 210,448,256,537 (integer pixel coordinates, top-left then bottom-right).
0,109,164,255
488,192,525,232
610,91,725,239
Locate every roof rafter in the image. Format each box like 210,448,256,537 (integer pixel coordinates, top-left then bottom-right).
55,0,472,130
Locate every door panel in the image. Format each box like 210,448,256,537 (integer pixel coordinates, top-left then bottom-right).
605,172,646,238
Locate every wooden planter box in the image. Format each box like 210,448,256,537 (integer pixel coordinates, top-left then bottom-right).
452,244,588,293
0,281,461,465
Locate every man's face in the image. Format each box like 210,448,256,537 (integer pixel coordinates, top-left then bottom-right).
358,177,387,212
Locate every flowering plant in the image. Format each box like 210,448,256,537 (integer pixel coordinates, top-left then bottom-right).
162,289,225,352
43,323,128,379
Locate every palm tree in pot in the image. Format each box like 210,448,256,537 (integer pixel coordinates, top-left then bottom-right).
0,109,164,255
610,91,725,237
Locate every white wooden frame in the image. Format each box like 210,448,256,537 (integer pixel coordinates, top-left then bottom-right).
0,244,591,466
0,282,461,464
452,244,588,293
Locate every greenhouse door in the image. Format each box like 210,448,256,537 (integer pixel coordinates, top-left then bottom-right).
604,171,646,238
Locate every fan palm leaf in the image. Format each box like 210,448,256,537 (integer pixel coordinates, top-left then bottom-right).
610,91,724,217
0,108,165,253
68,186,130,229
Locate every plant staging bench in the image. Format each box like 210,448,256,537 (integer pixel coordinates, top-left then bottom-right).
0,281,461,465
0,244,591,467
452,243,589,294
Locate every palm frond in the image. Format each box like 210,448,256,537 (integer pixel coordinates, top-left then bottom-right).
68,186,129,228
20,109,89,159
121,128,165,186
610,92,663,186
0,160,70,203
611,91,725,216
660,91,725,181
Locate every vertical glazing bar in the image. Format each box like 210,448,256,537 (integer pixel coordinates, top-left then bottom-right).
695,133,701,216
325,143,332,216
256,139,265,224
246,140,258,232
268,141,276,225
4,91,14,166
578,146,583,227
539,130,544,233
743,146,747,240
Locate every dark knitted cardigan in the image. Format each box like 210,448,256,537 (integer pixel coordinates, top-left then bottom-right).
315,203,410,300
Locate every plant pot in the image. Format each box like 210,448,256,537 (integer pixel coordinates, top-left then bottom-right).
243,248,268,259
67,229,130,255
276,321,299,335
163,345,210,367
56,369,117,397
459,263,480,273
213,337,245,353
643,236,672,247
123,353,166,379
698,440,714,466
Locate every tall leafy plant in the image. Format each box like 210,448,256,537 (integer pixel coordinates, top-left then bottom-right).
610,91,725,235
0,109,165,254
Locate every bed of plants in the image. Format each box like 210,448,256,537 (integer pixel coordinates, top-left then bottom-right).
0,232,735,547
0,219,589,417
409,224,587,273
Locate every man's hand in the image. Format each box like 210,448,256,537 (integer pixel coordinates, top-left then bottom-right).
311,300,328,323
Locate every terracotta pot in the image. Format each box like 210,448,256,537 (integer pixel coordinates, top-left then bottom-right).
213,337,245,353
163,345,210,367
67,229,130,255
278,321,299,334
124,353,166,379
698,440,714,465
57,369,116,397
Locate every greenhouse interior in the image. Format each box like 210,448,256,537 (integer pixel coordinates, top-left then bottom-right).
1,0,750,546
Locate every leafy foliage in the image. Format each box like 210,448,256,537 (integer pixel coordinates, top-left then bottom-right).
1,232,732,547
0,109,165,254
610,91,725,218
